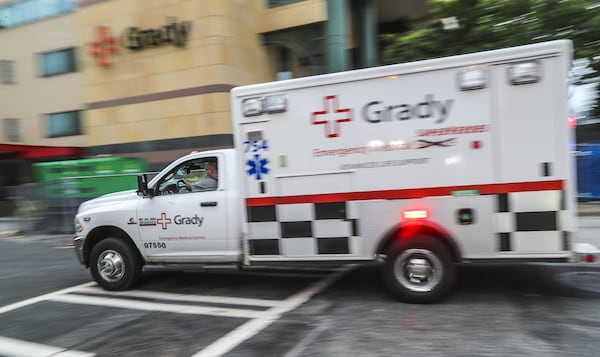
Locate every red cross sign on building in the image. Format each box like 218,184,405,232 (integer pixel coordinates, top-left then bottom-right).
311,95,353,138
156,212,172,230
88,25,119,67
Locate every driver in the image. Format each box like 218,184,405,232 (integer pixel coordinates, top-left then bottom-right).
185,160,218,192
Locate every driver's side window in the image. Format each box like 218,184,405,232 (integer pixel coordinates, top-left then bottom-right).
157,158,217,195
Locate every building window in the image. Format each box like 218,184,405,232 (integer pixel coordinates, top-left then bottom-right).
268,0,305,8
0,0,76,30
4,118,21,142
0,60,15,84
39,48,77,77
46,111,82,137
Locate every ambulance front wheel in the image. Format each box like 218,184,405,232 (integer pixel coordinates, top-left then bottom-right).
90,237,142,291
383,236,456,303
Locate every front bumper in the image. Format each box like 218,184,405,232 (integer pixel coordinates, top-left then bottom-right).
73,235,86,265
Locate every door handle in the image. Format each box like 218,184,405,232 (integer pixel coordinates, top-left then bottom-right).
201,201,218,207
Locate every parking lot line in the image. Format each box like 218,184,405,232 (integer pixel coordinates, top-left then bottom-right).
47,294,265,319
191,265,355,357
0,336,95,357
74,286,281,307
0,267,352,356
0,282,96,315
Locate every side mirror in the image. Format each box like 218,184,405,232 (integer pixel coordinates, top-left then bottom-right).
137,174,153,197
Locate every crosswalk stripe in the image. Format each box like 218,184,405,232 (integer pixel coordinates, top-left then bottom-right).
0,336,95,357
191,265,355,357
74,286,280,307
47,294,264,319
0,282,96,315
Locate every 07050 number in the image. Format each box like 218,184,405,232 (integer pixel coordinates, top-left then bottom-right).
144,242,166,249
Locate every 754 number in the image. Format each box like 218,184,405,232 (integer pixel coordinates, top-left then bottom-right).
243,140,269,153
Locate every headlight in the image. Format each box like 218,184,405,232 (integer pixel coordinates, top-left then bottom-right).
74,218,83,233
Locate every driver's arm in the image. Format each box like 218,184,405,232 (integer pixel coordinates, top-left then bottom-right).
184,178,193,191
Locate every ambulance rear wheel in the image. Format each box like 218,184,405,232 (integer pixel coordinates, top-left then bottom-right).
383,236,456,303
90,237,142,291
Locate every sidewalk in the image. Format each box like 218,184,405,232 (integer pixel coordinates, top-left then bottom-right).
0,217,26,238
578,201,600,217
0,217,72,242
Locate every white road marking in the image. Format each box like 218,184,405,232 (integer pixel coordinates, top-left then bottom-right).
75,286,280,307
47,294,264,319
0,336,95,357
0,282,96,315
0,266,352,356
191,265,355,357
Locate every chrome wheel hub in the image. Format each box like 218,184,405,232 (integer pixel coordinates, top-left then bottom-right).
394,248,442,293
97,250,125,283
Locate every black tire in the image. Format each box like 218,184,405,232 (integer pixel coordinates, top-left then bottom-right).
90,237,142,291
382,235,456,303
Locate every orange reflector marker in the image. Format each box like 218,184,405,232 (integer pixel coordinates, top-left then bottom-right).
403,209,428,220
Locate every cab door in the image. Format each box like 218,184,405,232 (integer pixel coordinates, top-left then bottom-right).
136,155,229,262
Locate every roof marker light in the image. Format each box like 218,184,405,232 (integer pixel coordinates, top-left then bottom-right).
242,97,264,117
508,61,541,85
264,94,288,114
458,67,488,90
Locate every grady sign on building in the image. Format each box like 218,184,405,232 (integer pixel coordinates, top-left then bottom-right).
0,0,426,182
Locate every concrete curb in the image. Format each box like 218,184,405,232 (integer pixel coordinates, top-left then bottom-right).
0,228,24,238
579,211,600,217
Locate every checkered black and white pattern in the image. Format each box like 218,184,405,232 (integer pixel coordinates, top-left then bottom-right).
494,190,571,253
246,202,359,257
246,189,571,257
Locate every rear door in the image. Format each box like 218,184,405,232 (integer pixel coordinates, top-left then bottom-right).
490,55,569,256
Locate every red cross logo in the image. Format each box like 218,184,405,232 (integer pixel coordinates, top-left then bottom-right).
156,213,172,230
88,25,119,67
311,95,353,138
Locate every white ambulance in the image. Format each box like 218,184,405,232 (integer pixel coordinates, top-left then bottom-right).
74,40,575,303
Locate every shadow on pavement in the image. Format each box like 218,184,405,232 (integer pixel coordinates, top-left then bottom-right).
457,263,600,299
